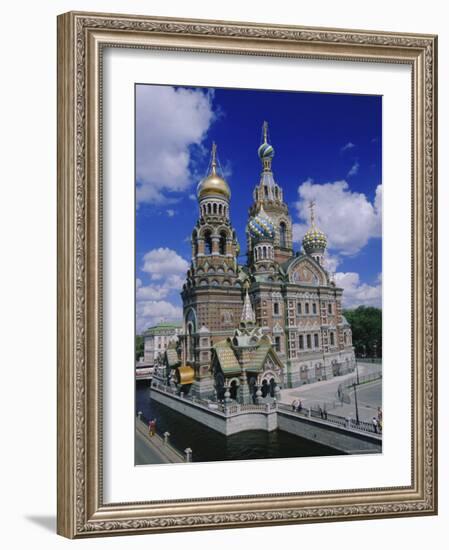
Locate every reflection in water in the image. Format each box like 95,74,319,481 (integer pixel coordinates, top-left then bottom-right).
136,382,342,463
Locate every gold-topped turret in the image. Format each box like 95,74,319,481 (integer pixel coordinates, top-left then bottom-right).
197,142,231,200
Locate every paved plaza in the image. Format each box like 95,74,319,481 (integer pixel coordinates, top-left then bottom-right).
280,362,382,423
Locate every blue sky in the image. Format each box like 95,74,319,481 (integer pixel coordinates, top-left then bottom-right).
135,84,382,333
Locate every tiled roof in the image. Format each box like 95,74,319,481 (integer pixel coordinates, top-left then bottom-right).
214,340,241,375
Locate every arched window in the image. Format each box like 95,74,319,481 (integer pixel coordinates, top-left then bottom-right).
204,231,213,255
187,323,193,361
207,203,211,215
213,203,217,214
219,231,227,255
330,332,335,346
264,186,269,198
279,222,287,248
218,204,222,215
192,231,198,256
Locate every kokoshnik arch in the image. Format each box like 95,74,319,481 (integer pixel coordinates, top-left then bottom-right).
161,122,355,403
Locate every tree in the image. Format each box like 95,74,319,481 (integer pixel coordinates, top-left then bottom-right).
135,334,144,361
343,306,382,358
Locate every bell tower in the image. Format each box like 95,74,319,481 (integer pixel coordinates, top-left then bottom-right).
181,143,242,399
249,122,293,264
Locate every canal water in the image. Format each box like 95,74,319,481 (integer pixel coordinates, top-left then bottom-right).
136,382,343,463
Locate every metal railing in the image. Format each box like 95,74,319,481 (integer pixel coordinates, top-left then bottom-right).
277,402,381,435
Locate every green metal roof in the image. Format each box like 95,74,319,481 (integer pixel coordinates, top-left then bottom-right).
144,321,182,334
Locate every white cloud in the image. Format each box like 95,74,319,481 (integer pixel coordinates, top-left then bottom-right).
136,85,216,205
323,252,340,274
142,248,189,280
166,209,176,217
136,300,183,333
136,248,188,332
347,160,359,177
188,194,197,201
341,142,355,152
293,179,382,255
335,272,382,308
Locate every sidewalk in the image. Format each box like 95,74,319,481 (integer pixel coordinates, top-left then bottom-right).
280,363,382,424
135,418,186,465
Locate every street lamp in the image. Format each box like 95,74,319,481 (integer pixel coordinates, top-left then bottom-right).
352,381,360,425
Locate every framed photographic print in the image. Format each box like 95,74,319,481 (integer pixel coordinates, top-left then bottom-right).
57,11,438,538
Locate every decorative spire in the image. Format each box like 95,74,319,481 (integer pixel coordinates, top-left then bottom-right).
262,120,268,143
241,289,256,326
309,200,316,228
210,141,217,175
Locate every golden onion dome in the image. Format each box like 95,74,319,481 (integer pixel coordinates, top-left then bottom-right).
197,142,231,200
197,173,231,199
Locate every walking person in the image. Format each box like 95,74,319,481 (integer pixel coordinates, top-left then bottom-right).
372,416,378,434
377,407,383,433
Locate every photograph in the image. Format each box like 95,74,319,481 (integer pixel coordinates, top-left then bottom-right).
134,84,383,465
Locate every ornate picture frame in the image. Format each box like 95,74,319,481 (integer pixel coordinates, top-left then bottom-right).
57,11,437,538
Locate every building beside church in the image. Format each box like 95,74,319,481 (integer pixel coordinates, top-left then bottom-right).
143,322,182,366
163,123,355,403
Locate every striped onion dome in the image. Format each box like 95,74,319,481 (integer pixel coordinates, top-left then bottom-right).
248,207,275,242
302,227,327,254
258,141,275,160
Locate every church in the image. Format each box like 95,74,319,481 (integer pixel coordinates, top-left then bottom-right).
164,122,355,404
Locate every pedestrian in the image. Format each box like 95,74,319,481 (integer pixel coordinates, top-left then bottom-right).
148,420,153,437
372,417,378,434
298,400,303,413
323,406,328,420
148,418,156,437
292,399,298,411
319,406,324,419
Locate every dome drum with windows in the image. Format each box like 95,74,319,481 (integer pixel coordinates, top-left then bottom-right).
248,207,275,242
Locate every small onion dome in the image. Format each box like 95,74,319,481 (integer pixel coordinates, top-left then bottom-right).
248,208,275,242
302,227,327,254
197,173,231,200
258,141,275,160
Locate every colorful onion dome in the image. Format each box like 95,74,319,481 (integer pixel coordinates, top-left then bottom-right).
258,141,275,160
248,207,275,242
197,142,231,200
302,227,327,254
258,121,275,160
